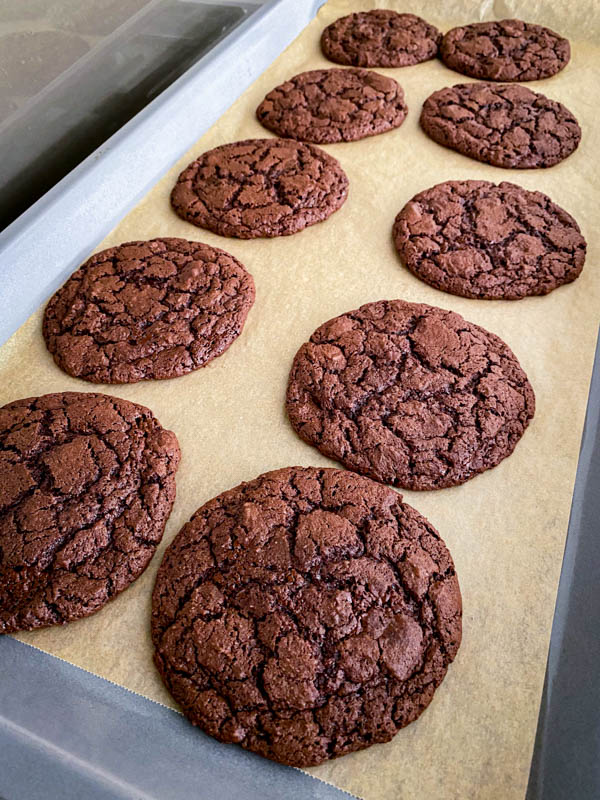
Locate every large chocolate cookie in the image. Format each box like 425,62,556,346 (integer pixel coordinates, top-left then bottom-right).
43,238,255,384
152,466,461,766
321,10,440,68
0,392,180,634
420,83,581,168
441,19,570,82
393,180,586,300
287,300,535,490
256,68,407,144
171,138,348,238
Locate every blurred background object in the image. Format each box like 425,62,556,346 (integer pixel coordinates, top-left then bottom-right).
0,0,262,229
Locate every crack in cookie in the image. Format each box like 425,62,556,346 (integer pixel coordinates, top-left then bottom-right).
286,300,535,490
420,83,581,168
151,466,461,766
43,238,255,384
0,392,180,633
257,68,407,144
321,10,440,68
171,138,348,238
441,19,570,82
393,180,586,300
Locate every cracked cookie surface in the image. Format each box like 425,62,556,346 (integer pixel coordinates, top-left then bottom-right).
0,392,180,634
441,19,570,82
286,300,535,490
256,68,407,144
171,138,349,238
393,180,586,300
151,466,461,766
43,238,255,384
321,10,440,68
420,83,581,168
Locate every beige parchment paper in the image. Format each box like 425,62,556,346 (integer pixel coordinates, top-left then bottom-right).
2,1,600,798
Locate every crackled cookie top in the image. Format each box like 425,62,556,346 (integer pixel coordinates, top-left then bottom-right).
321,10,440,67
287,300,535,490
0,392,180,634
393,180,586,300
420,83,581,168
171,138,349,238
43,238,255,384
441,19,570,82
256,68,407,144
152,466,461,767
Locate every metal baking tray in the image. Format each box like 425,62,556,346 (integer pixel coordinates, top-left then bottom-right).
0,0,260,229
0,1,598,797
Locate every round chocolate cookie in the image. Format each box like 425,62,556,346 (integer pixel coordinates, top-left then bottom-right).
441,19,570,82
43,238,255,384
256,68,407,144
171,138,349,238
321,10,441,68
420,83,581,168
393,180,586,300
287,300,535,490
0,392,180,634
151,466,462,767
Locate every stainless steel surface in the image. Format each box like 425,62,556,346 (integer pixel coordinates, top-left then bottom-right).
527,333,600,800
0,637,355,800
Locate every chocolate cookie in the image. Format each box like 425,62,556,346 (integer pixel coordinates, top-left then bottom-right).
441,19,570,82
321,10,441,68
420,83,581,168
171,138,348,238
256,68,407,144
287,300,535,490
393,180,586,300
152,466,461,767
0,392,180,634
43,238,255,384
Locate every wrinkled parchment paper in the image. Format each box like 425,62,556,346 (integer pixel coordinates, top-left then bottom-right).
2,1,600,798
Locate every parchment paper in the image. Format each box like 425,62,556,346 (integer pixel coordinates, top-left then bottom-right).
2,1,600,798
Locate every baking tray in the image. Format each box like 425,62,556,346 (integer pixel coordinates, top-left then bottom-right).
0,0,261,228
0,1,598,797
